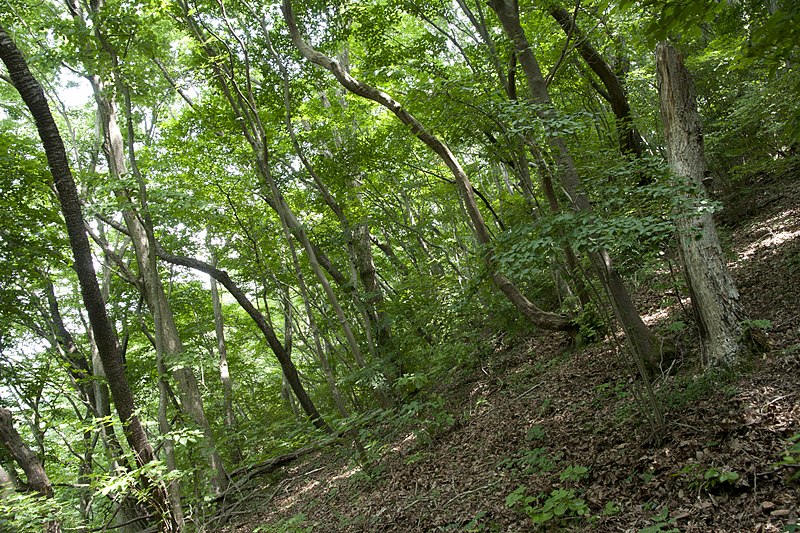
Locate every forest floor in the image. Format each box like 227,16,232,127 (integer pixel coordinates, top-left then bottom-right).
218,162,800,532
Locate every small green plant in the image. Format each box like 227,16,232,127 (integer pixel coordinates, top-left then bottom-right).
773,433,800,482
559,465,590,483
638,506,679,533
525,424,546,442
667,320,687,333
499,448,561,476
574,303,606,344
701,467,740,489
603,501,621,516
506,486,589,526
404,451,424,465
675,463,740,492
740,319,772,353
538,398,553,416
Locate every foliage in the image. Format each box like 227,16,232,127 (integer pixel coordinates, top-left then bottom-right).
638,506,680,533
0,0,796,528
0,492,62,533
559,465,590,483
674,463,740,492
499,447,562,477
773,433,800,483
506,486,589,526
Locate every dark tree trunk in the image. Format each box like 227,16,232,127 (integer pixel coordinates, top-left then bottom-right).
548,6,644,157
156,248,331,432
0,25,175,530
0,409,52,498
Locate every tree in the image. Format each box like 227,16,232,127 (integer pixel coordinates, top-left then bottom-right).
282,0,576,335
656,42,749,367
0,408,59,532
487,0,664,371
0,24,176,529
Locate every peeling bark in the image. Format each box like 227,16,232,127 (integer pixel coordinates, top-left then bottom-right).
657,42,748,367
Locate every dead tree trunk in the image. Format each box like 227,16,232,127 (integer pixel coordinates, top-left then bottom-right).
656,42,748,368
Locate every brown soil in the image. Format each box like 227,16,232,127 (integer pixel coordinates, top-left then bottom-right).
217,163,800,532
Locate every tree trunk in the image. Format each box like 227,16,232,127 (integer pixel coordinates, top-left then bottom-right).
0,409,60,533
156,248,331,432
656,42,748,367
209,254,243,463
0,25,175,529
547,5,644,157
90,75,228,497
0,409,52,498
285,235,351,418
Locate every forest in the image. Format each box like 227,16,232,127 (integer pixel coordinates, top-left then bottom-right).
0,0,798,531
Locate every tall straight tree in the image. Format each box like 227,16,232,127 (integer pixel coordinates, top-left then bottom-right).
656,42,749,367
70,0,230,495
0,25,176,530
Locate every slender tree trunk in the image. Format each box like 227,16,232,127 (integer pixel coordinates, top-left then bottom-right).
209,255,243,463
284,217,352,418
89,76,228,497
282,0,575,334
156,249,331,432
261,26,394,374
0,25,175,529
656,42,748,367
547,5,644,157
0,464,14,496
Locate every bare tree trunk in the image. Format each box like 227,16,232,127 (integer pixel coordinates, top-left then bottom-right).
260,26,395,374
656,42,748,367
284,218,352,418
0,464,14,496
0,410,52,498
282,0,575,334
0,25,175,529
209,254,243,463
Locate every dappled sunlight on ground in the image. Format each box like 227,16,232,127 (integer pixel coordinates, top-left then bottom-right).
388,432,417,454
219,172,800,533
737,206,800,261
642,297,692,326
